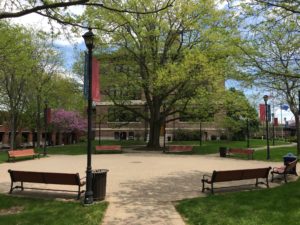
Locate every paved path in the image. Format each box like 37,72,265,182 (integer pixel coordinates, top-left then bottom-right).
0,153,287,225
253,142,296,151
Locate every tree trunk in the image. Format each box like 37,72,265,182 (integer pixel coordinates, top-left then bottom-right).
9,114,16,150
147,119,162,148
147,104,162,149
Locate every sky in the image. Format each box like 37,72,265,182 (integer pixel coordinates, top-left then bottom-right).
8,6,295,124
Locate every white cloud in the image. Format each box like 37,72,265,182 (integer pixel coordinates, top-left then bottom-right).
9,5,86,47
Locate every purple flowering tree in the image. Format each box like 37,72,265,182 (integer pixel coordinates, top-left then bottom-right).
51,109,87,133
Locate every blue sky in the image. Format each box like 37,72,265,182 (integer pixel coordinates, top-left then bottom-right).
54,42,85,70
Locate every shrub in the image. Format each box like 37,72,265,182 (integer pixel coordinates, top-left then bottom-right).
211,135,217,140
173,129,200,141
220,134,227,140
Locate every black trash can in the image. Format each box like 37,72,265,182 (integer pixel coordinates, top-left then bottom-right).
283,153,297,175
92,169,109,201
219,147,227,157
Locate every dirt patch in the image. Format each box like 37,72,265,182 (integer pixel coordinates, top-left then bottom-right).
0,206,24,216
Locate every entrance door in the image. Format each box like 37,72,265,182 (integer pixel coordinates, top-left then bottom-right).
120,132,127,140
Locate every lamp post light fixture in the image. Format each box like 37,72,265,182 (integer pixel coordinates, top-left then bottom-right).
83,28,95,205
44,100,48,156
263,95,270,160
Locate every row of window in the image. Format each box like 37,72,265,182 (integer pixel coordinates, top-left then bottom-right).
106,107,213,123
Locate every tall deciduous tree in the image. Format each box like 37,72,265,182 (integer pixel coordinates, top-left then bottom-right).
0,0,174,30
0,22,36,148
220,88,258,140
87,0,240,148
238,15,300,155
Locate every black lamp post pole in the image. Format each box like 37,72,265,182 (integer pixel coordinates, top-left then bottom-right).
199,121,202,146
264,95,270,160
98,115,101,145
83,28,95,205
44,101,48,156
272,113,275,146
246,118,250,148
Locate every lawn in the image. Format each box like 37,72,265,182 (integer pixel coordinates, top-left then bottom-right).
253,147,297,162
0,151,7,164
0,139,294,163
0,194,108,225
172,139,287,148
38,140,145,155
171,139,288,155
176,178,300,225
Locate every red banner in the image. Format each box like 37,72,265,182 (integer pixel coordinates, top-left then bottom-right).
44,108,51,123
259,104,266,122
92,57,100,102
274,118,278,126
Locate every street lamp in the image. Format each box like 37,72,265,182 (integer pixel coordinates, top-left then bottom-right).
98,115,101,145
199,120,202,147
83,28,95,205
263,95,270,160
246,118,250,148
44,100,48,156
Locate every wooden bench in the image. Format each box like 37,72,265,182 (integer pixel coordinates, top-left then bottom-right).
167,145,193,152
227,148,255,159
8,170,86,199
7,149,40,162
271,159,298,183
202,167,271,194
95,145,122,153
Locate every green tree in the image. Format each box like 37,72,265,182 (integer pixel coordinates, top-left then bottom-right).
239,17,300,155
0,22,36,148
87,0,240,148
219,88,258,141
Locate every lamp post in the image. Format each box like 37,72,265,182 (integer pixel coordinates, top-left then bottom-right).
263,95,270,160
43,100,48,156
98,115,101,145
83,28,95,205
246,118,250,148
272,112,275,146
199,121,202,146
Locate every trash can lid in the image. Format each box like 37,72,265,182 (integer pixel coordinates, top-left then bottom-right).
92,169,109,173
283,153,297,158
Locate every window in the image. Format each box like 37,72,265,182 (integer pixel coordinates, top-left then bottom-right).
108,107,140,122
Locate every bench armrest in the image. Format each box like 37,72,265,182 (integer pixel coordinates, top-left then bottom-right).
202,174,211,181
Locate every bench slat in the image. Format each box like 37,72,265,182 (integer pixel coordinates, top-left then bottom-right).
168,145,193,152
202,167,271,194
95,145,121,151
8,170,85,199
8,149,38,162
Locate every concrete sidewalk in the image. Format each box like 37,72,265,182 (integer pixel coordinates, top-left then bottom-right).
0,153,287,225
253,142,296,151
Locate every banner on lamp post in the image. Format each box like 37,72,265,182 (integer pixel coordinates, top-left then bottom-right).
92,57,100,102
259,104,271,122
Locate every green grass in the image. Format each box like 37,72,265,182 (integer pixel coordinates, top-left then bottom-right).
176,178,300,225
253,147,297,162
0,151,7,163
172,139,286,148
0,194,108,225
38,140,146,155
169,139,288,155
